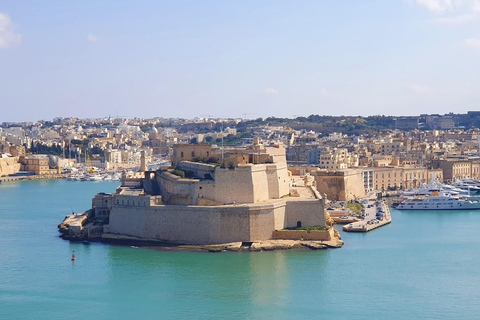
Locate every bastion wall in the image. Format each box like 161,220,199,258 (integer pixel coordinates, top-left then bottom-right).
0,157,20,177
105,198,325,244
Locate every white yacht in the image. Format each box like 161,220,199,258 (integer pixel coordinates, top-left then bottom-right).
400,180,467,198
451,180,480,195
89,174,104,181
396,192,480,210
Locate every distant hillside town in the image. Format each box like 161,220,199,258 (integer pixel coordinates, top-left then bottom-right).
1,111,480,202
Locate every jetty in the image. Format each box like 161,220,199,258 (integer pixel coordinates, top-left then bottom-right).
343,200,391,232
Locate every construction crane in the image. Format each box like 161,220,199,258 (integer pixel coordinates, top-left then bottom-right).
87,154,95,173
242,113,256,121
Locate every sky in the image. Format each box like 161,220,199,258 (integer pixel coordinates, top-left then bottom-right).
1,0,480,122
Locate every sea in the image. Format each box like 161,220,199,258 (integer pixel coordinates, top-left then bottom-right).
1,179,480,319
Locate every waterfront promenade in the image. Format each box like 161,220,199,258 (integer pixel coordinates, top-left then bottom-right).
0,173,67,182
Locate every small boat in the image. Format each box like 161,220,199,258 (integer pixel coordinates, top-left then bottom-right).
89,174,103,181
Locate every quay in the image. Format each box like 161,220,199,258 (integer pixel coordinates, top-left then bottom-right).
0,173,67,182
343,200,391,232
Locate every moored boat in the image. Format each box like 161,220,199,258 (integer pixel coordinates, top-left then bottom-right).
396,192,480,210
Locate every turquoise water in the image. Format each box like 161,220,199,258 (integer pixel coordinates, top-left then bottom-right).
1,180,480,319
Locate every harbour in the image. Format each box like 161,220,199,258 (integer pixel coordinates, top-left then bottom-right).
342,200,392,232
2,179,480,319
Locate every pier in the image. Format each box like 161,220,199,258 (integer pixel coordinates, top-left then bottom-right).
343,200,391,232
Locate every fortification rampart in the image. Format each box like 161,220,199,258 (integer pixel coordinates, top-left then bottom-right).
157,171,199,205
104,197,325,244
177,161,216,180
0,157,20,177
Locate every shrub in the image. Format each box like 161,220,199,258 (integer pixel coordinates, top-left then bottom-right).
283,226,330,233
171,169,185,178
346,202,362,215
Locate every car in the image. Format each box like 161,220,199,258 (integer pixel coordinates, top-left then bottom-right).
327,207,334,210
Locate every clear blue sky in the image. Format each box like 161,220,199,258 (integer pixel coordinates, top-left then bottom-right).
1,0,480,122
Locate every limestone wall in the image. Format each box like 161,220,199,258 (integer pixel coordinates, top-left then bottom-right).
107,202,300,244
272,228,334,241
214,165,258,203
0,157,20,177
250,165,270,203
107,204,255,244
265,145,287,164
105,194,327,244
343,170,366,200
249,202,285,240
313,169,365,201
315,174,345,201
178,161,216,179
113,194,153,207
214,164,289,204
265,163,289,199
172,144,213,166
285,200,325,228
157,172,197,205
195,180,216,204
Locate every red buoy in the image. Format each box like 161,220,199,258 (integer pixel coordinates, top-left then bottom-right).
71,251,76,261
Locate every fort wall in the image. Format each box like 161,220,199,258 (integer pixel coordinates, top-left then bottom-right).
285,200,326,227
0,157,20,177
104,197,325,244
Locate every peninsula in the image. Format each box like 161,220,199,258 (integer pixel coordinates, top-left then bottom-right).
59,139,343,251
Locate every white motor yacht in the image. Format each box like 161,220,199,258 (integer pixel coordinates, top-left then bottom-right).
396,191,480,210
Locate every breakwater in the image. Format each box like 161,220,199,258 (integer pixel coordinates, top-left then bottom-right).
0,173,67,182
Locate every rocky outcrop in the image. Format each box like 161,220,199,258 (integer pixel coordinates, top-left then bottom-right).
58,212,89,240
300,241,327,250
250,240,302,251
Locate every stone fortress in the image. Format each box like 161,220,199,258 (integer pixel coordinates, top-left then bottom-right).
88,138,334,245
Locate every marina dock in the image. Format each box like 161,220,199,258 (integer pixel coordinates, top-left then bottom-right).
343,200,391,232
